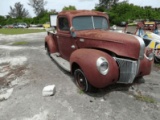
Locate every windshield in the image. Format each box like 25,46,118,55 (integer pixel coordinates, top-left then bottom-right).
72,16,108,30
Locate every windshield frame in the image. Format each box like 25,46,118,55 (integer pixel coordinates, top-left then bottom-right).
72,15,109,31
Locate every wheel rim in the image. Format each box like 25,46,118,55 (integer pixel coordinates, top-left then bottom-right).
74,69,88,91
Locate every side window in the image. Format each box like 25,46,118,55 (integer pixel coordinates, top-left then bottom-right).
58,17,69,31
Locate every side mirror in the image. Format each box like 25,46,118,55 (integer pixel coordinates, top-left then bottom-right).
70,26,76,37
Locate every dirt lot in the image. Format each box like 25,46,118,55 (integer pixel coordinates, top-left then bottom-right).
0,32,160,120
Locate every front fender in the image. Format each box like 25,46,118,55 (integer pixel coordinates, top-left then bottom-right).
70,49,119,88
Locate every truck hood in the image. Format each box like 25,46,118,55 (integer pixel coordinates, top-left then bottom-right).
76,30,145,59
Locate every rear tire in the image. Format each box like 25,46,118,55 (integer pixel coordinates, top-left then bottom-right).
74,69,95,92
46,44,51,57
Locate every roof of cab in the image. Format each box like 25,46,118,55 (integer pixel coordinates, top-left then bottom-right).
58,10,108,18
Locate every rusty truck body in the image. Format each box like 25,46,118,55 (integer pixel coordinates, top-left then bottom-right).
45,10,153,92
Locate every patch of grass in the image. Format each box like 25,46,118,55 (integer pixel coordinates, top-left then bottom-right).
78,89,84,94
12,41,28,45
155,63,160,67
134,94,156,103
0,28,45,35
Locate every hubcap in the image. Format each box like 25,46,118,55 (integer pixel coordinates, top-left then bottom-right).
80,78,83,82
75,69,88,91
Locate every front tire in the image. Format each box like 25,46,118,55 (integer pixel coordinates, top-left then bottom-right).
74,69,93,92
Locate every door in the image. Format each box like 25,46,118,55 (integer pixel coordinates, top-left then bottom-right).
57,17,77,61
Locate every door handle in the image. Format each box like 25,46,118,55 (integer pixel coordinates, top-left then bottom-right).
71,45,76,49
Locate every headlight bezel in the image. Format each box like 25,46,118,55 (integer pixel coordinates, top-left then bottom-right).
96,57,109,75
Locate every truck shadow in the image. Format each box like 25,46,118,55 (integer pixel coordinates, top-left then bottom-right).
49,55,145,98
87,80,145,98
88,84,132,98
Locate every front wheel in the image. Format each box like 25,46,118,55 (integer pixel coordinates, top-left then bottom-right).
74,69,94,92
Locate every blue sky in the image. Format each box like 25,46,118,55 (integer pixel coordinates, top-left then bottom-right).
0,0,160,17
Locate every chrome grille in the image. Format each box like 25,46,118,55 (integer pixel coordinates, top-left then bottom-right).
114,58,138,83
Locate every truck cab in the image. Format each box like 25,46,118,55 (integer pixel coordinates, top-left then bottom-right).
45,10,153,92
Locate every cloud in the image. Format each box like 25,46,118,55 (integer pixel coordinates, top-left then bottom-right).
78,0,94,1
46,0,98,12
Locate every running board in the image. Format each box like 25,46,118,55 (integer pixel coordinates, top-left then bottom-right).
50,53,71,72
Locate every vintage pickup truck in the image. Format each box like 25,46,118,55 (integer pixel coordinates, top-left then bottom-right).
45,10,153,92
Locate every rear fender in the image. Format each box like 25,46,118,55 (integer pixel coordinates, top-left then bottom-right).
70,49,119,88
45,34,58,53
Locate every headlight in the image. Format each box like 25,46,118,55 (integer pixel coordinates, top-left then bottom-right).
144,48,154,61
96,57,109,75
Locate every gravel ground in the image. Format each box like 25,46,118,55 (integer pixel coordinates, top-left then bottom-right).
0,32,160,120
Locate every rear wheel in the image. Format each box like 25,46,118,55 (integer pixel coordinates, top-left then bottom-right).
74,69,94,92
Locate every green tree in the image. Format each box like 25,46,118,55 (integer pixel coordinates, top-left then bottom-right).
0,16,6,25
8,2,29,18
95,0,128,12
62,5,76,11
28,0,47,16
94,6,106,12
97,2,160,25
98,0,119,9
31,10,58,24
